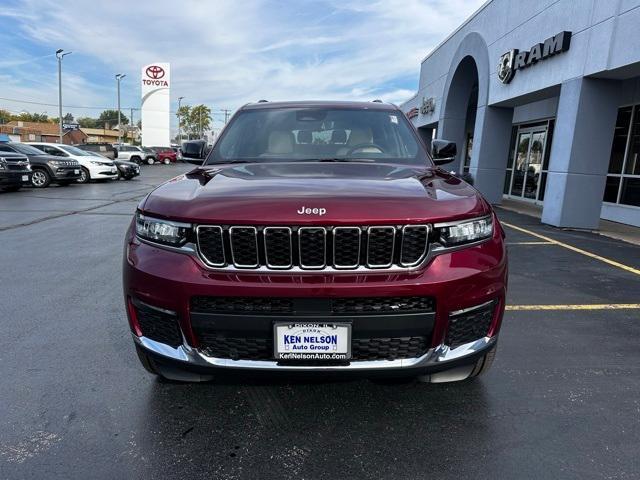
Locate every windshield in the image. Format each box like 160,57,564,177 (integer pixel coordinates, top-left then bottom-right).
12,143,46,155
58,145,93,156
206,107,430,166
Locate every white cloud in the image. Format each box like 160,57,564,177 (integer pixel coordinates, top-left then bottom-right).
1,0,485,128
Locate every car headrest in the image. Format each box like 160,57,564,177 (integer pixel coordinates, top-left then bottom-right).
267,131,294,154
297,130,312,144
347,128,373,146
331,129,347,144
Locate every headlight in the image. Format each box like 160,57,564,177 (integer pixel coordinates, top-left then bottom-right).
49,160,63,167
437,216,493,247
135,213,190,246
89,160,107,166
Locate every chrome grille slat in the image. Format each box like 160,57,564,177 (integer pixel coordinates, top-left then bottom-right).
264,227,293,269
400,225,430,267
366,226,396,268
333,227,361,269
197,224,430,272
298,227,327,269
197,226,225,266
229,226,259,268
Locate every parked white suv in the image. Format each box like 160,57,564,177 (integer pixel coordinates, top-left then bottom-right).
28,143,118,183
116,146,156,165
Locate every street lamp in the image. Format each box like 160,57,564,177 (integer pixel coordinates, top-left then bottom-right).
115,74,126,144
56,49,72,143
177,96,184,144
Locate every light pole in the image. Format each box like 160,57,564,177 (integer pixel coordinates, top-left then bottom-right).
177,96,184,144
115,74,126,144
56,49,72,143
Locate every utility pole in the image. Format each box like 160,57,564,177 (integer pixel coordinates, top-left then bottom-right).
199,108,202,139
129,107,134,144
115,74,126,144
177,96,184,144
55,49,72,143
222,109,231,124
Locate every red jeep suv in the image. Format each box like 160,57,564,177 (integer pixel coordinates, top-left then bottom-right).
123,101,507,383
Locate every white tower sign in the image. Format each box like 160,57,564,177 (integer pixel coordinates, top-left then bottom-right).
140,62,170,146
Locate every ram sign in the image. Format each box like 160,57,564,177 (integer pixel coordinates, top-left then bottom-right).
140,62,171,147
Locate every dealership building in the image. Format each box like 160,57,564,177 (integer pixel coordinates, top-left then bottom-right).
401,0,640,228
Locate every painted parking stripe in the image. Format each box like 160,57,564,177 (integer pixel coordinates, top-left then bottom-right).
501,222,640,276
506,304,640,311
506,241,554,245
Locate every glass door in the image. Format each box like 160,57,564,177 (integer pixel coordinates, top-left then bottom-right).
506,125,548,202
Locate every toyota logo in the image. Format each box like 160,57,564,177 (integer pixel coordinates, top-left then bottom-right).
146,65,165,79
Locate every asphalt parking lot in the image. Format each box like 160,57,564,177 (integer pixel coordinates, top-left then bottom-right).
1,164,639,480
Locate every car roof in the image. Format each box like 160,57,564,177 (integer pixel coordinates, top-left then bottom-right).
240,100,398,111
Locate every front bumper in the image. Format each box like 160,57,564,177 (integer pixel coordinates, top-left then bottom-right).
87,164,118,179
0,171,31,186
117,165,141,177
135,331,497,379
52,166,81,181
124,216,507,375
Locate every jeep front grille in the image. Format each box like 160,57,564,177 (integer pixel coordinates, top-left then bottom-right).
196,224,430,271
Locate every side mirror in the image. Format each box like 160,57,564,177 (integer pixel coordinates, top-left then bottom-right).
431,139,457,166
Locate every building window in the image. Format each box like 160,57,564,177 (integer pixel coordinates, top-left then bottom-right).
605,105,640,207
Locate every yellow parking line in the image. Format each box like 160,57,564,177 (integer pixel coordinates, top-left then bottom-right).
501,222,640,276
506,304,640,311
506,241,554,245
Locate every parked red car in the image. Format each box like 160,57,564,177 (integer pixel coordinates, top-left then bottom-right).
123,101,507,383
150,147,177,164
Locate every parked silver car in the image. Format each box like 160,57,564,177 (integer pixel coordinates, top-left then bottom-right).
115,146,156,165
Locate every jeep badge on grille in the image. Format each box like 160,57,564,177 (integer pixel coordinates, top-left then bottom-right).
297,206,327,216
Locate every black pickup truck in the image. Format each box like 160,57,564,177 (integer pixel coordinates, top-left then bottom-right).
0,151,32,192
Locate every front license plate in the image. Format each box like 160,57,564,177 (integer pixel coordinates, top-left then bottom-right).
274,323,351,360
22,175,29,181
74,169,80,174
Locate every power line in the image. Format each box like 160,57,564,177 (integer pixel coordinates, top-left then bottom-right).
0,96,232,116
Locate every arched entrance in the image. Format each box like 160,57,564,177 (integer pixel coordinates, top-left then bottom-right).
438,32,514,203
439,56,479,173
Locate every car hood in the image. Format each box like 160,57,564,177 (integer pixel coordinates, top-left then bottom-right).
22,153,73,164
141,162,489,224
114,160,139,167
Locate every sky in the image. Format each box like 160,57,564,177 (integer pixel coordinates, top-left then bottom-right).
0,0,485,132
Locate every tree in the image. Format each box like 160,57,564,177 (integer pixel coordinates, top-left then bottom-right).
63,112,74,123
0,109,11,124
77,117,100,128
98,109,129,127
176,105,191,140
177,104,211,139
17,111,49,123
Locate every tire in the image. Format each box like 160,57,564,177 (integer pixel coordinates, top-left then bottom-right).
147,157,155,165
31,168,51,188
135,344,161,376
124,174,134,181
2,185,21,192
77,167,90,184
468,344,497,378
416,344,498,383
163,158,171,165
134,344,212,382
130,156,142,165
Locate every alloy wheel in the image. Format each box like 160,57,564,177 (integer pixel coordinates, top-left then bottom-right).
31,170,48,188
